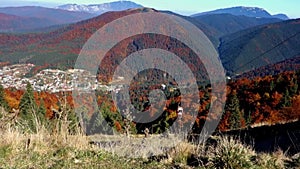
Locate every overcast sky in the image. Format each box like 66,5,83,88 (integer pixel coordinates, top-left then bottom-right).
1,0,300,18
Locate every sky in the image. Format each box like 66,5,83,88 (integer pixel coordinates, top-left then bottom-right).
1,0,300,18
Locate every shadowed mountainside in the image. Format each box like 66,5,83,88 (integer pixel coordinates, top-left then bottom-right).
193,13,282,38
219,19,300,76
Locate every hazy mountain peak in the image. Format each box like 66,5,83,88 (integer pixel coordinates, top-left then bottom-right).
56,1,143,14
272,13,289,20
192,6,289,20
239,6,264,10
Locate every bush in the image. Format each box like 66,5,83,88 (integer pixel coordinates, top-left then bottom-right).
256,150,287,169
206,136,256,169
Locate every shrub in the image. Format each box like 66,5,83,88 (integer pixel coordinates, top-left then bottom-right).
256,150,287,169
205,136,256,169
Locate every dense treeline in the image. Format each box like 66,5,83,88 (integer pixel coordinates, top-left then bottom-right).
218,71,300,131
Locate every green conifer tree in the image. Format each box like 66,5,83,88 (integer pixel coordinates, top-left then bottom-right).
19,82,38,132
226,91,242,130
19,82,37,116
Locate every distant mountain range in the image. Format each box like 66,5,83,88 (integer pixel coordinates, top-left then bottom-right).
0,2,291,33
0,7,298,80
0,2,298,80
0,12,57,32
0,1,143,32
0,6,95,32
192,6,289,20
56,1,143,14
193,13,281,39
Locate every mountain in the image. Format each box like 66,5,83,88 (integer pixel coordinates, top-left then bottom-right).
192,6,289,20
0,8,217,66
0,6,95,27
0,8,158,65
0,2,143,32
0,8,222,83
56,1,143,14
218,19,300,76
193,13,282,38
0,12,56,32
0,7,299,82
273,14,289,20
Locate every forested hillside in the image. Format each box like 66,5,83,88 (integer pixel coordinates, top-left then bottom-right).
219,19,300,76
1,70,299,135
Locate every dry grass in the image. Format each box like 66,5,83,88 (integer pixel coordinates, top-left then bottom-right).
256,150,290,169
89,134,186,159
0,123,169,168
1,108,300,168
0,107,170,168
1,127,300,168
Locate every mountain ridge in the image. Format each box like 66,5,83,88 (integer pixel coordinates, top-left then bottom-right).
192,6,289,20
0,6,95,32
0,12,59,32
219,18,300,76
193,13,282,39
56,1,143,14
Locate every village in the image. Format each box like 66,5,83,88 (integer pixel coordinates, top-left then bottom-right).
0,63,122,93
